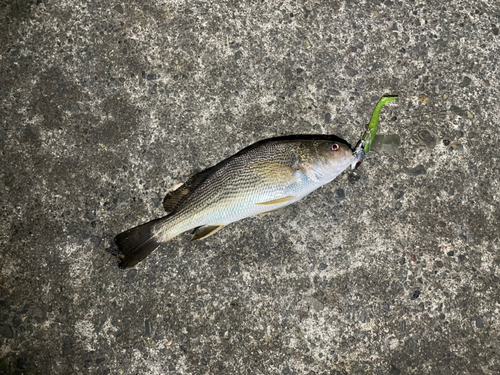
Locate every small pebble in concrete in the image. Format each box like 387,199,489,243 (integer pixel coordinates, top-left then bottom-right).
389,364,401,375
0,323,13,338
113,4,124,14
333,188,345,200
405,165,426,176
449,143,464,152
450,105,468,117
417,129,436,149
401,320,406,331
145,320,152,335
90,235,102,247
17,358,25,369
344,65,359,77
459,76,471,87
418,94,430,105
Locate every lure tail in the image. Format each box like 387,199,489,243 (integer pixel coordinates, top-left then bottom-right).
114,218,165,269
363,95,398,153
352,95,398,170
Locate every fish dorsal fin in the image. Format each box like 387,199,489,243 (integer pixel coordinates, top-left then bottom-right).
163,167,214,214
256,195,295,205
190,225,225,241
163,187,190,214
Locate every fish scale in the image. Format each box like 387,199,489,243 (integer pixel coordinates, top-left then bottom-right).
114,136,355,268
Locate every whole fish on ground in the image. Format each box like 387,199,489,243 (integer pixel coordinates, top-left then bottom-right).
113,135,358,268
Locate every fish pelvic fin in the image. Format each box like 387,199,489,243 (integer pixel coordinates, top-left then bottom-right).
256,195,295,205
114,218,165,268
191,225,225,241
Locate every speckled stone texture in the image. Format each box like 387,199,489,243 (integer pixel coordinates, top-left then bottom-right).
1,1,499,374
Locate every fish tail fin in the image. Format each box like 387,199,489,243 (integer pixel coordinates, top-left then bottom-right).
114,218,166,269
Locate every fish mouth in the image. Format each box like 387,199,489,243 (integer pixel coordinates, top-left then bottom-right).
351,141,366,170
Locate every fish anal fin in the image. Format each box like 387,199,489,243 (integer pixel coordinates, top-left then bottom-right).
256,195,295,205
190,225,225,241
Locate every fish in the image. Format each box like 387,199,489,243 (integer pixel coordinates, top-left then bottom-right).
113,135,356,268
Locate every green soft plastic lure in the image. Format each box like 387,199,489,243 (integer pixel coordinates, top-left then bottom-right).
363,96,398,152
351,95,398,169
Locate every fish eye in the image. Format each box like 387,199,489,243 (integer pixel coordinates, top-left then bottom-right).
331,143,339,151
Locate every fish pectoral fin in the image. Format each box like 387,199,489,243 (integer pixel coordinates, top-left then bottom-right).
248,161,295,182
256,195,295,205
298,163,319,182
190,225,225,241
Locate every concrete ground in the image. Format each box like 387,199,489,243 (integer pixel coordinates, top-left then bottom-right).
1,1,499,374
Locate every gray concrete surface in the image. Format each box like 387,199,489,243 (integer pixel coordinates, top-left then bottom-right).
1,0,499,374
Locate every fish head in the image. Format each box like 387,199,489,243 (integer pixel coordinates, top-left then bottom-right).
310,141,355,182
